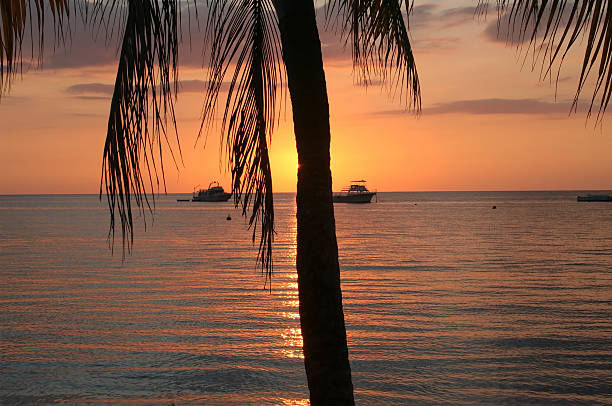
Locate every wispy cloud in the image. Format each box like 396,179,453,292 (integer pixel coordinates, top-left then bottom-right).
316,3,477,64
426,98,573,115
65,80,226,98
413,37,461,53
374,98,581,116
409,4,438,28
354,78,385,87
412,5,479,29
410,5,478,53
482,5,573,45
66,83,114,96
22,2,480,73
0,95,30,104
20,0,209,72
72,96,110,101
177,79,231,93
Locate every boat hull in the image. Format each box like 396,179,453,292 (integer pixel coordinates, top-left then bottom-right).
192,193,232,202
333,192,376,203
577,195,612,202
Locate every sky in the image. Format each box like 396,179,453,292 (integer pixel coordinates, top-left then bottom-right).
1,1,611,194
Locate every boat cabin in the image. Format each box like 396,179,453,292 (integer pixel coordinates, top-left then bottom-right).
348,184,369,193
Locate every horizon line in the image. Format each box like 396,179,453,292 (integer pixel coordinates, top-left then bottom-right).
1,189,611,196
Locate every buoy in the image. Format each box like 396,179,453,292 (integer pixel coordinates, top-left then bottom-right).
226,215,232,220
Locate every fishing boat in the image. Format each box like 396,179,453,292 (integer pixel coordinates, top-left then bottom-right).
577,194,612,202
192,181,232,202
333,180,376,203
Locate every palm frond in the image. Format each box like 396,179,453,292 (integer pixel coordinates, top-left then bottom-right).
327,0,421,109
201,0,283,282
484,0,612,120
0,0,70,95
101,0,180,253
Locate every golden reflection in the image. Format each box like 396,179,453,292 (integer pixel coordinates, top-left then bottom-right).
280,311,300,320
280,327,304,359
276,203,302,360
288,204,297,263
278,276,303,359
278,398,309,406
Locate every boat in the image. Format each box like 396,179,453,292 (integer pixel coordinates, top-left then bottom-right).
192,181,232,202
333,180,376,203
577,194,612,202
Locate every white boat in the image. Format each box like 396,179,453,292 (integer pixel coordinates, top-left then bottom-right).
333,180,376,203
192,181,232,202
577,194,612,202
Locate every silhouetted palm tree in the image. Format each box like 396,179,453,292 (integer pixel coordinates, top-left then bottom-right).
196,2,419,402
1,0,611,404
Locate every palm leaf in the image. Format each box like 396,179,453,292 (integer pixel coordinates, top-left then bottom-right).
101,0,180,253
327,0,421,109
485,0,612,120
200,0,283,282
0,0,70,94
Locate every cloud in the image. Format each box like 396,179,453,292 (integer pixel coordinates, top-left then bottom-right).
409,5,478,53
0,95,30,104
27,2,480,78
27,2,477,73
72,96,110,101
408,4,438,28
483,5,573,45
19,0,121,70
373,98,580,116
19,0,209,71
316,3,477,63
430,6,478,28
177,79,230,93
66,83,114,96
64,79,228,100
427,98,574,115
71,112,106,118
410,4,478,29
43,43,118,70
413,37,461,53
177,79,206,93
355,78,385,87
483,16,524,45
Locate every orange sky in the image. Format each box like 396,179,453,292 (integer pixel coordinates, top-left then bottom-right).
1,1,611,194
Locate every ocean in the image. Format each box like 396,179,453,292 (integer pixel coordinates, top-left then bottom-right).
1,192,611,405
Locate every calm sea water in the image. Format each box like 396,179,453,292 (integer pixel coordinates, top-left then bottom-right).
1,192,611,405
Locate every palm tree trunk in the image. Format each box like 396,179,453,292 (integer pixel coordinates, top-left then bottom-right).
274,1,355,404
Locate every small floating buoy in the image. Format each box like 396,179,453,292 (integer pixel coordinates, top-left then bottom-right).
226,215,232,220
492,205,496,209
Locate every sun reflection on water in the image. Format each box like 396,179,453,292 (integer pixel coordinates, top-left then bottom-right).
280,327,304,359
280,311,300,320
277,276,304,360
276,206,303,360
277,398,310,406
283,299,299,307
